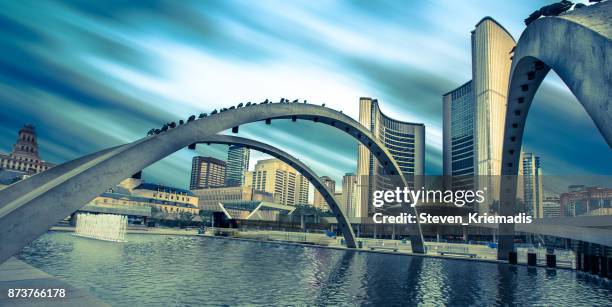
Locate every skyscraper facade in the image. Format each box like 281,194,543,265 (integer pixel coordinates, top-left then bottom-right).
190,156,226,190
442,17,515,213
522,152,543,218
355,97,425,218
225,145,250,187
342,173,357,218
472,17,516,213
313,176,335,211
443,81,475,191
244,158,309,207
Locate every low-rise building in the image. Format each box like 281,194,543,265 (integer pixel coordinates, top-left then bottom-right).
192,186,274,211
560,185,612,217
131,182,199,208
99,185,199,215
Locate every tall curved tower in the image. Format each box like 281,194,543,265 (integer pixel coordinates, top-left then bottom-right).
444,17,516,213
355,97,425,218
472,18,516,213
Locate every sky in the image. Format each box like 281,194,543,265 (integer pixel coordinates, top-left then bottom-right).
0,0,610,191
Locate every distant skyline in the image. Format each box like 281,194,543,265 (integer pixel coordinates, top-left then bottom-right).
1,0,610,190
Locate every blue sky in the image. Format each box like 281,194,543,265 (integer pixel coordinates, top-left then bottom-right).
0,0,609,190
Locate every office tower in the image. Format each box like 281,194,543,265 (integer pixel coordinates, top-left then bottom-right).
243,158,309,206
0,124,54,174
342,173,357,218
443,81,475,191
442,17,515,213
313,176,336,211
190,156,226,190
225,145,250,187
472,17,516,213
522,152,543,218
334,192,344,211
542,196,561,218
355,97,425,218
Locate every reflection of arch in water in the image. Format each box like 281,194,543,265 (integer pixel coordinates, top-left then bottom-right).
197,135,356,248
313,251,356,305
0,103,426,264
498,2,612,259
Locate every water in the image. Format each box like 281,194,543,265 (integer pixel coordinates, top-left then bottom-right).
75,213,127,242
18,232,612,306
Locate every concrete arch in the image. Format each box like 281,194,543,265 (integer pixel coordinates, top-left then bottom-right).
0,103,425,264
498,2,612,259
198,134,356,248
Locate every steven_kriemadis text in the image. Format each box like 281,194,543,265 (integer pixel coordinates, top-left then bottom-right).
373,212,533,225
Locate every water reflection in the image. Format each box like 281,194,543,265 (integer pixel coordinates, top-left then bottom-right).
17,232,612,306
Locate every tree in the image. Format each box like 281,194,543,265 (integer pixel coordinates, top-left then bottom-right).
177,211,195,228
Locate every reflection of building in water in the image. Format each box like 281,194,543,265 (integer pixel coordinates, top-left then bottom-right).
355,97,425,218
0,124,54,174
560,185,612,217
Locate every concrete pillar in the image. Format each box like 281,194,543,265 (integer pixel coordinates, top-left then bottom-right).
527,253,537,266
300,214,305,230
582,243,591,272
564,238,571,250
436,227,440,243
497,236,514,260
576,252,583,271
462,226,468,243
546,254,556,268
590,244,601,275
509,251,518,264
69,212,78,227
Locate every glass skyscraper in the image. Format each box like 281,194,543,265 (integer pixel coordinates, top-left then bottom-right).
225,145,250,187
521,152,543,218
443,17,515,213
355,97,425,218
443,81,475,190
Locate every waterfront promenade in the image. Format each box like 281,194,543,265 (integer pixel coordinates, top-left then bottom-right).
51,226,577,268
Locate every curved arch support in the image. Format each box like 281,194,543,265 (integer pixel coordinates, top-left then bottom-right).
0,103,425,263
498,2,612,260
199,135,357,248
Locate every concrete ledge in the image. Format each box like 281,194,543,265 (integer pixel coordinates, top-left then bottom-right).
0,258,109,307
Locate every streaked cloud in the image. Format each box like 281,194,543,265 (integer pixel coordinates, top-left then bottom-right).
0,0,608,190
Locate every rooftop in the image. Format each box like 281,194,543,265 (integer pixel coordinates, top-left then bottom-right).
134,183,195,196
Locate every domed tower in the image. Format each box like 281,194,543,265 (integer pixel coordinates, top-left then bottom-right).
11,124,40,163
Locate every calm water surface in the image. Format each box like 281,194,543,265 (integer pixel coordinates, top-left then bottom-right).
18,232,612,306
